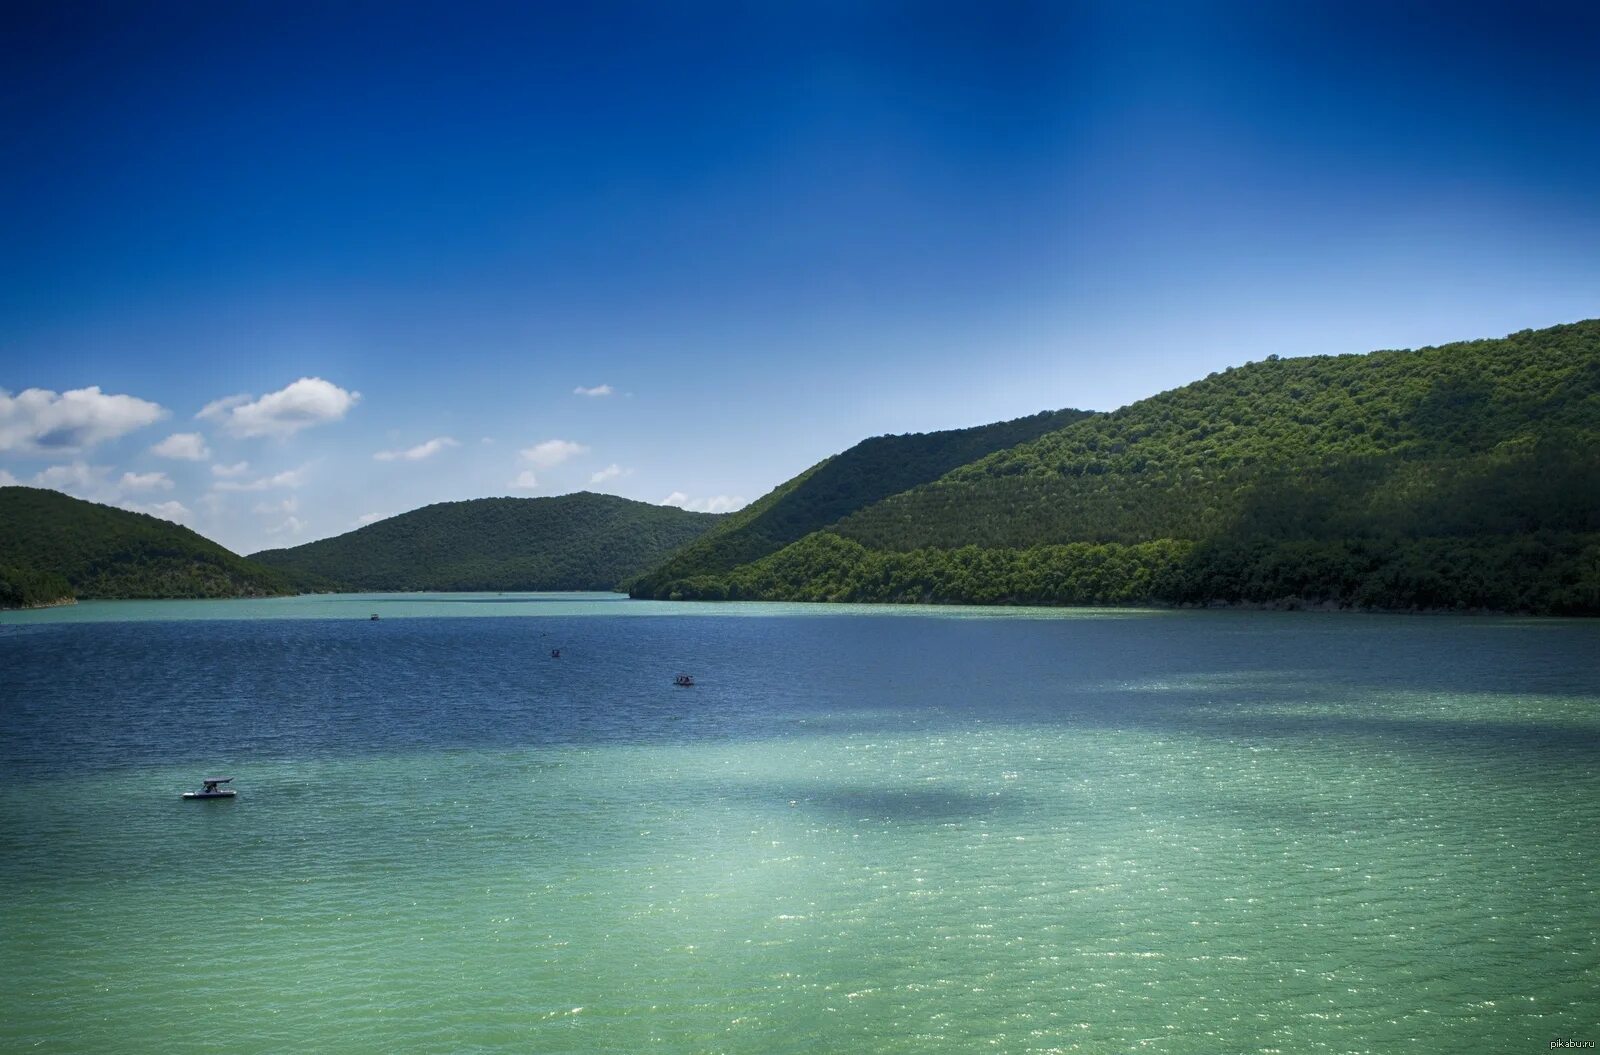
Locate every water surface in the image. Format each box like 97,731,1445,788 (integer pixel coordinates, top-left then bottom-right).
3,597,1596,1052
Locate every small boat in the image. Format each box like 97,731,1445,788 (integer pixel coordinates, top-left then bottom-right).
550,648,561,658
182,776,236,800
674,673,695,687
369,613,380,621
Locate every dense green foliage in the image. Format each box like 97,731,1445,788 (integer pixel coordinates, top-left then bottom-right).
252,492,720,591
835,322,1600,549
628,409,1090,598
0,564,74,608
667,531,1600,615
641,321,1600,613
0,487,294,601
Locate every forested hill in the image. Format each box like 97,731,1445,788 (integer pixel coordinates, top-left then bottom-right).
251,492,720,592
628,408,1090,598
0,487,294,604
649,320,1600,613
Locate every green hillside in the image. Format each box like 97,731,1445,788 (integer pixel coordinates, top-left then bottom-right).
252,492,720,592
628,408,1090,598
0,564,74,608
0,486,295,603
654,320,1600,613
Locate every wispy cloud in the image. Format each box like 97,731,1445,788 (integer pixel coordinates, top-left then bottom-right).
590,463,629,484
355,512,390,526
661,492,745,513
30,462,198,523
198,377,359,438
119,471,174,492
33,461,116,501
0,469,18,486
574,384,613,397
1,386,166,454
264,516,306,536
520,439,588,468
252,497,299,516
212,467,308,492
151,431,210,461
211,461,250,477
374,436,459,462
119,499,193,525
510,470,540,490
196,394,251,421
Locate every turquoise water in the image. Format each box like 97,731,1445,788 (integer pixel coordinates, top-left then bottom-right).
0,592,1159,623
2,597,1597,1052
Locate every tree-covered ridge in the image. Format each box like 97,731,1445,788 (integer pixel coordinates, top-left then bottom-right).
643,320,1600,613
628,408,1090,598
666,531,1600,615
834,320,1600,551
251,492,720,592
988,322,1598,475
0,564,74,608
0,486,295,602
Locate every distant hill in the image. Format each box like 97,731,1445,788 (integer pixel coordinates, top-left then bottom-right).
252,492,720,592
628,408,1091,598
0,486,294,604
648,320,1600,613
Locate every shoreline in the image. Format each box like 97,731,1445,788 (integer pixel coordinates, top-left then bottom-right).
0,595,76,612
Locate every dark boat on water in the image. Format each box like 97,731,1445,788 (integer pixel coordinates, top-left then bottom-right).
182,777,236,800
674,673,695,687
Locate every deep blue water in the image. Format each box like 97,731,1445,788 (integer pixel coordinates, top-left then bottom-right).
5,608,1596,775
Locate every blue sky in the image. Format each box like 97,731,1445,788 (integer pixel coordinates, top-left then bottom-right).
3,1,1598,553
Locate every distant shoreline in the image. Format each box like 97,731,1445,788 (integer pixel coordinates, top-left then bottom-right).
0,596,76,612
285,588,1527,613
4,589,1571,619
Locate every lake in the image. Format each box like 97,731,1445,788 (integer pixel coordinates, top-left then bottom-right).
2,594,1597,1053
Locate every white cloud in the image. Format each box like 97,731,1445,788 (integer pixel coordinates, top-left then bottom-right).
510,470,539,490
120,500,193,525
151,432,210,460
264,516,306,536
0,468,18,486
211,461,250,477
196,394,251,420
0,386,166,453
661,492,745,514
119,471,174,492
212,467,307,492
574,384,613,397
355,512,390,527
253,497,299,516
590,463,628,484
198,377,359,438
32,462,116,501
520,439,588,468
374,436,459,462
